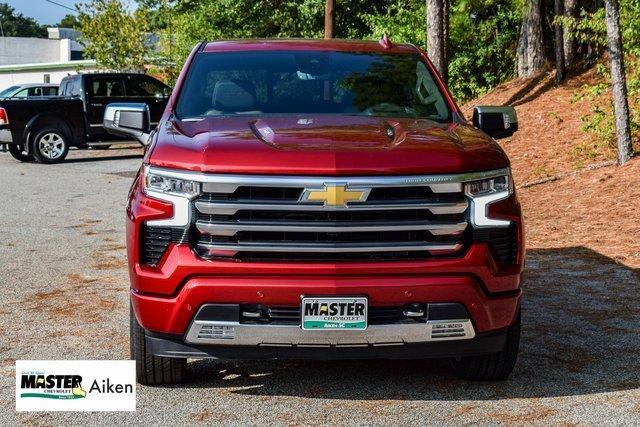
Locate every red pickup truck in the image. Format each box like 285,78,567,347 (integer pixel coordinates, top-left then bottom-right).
105,38,524,385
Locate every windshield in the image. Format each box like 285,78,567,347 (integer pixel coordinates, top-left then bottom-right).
176,51,452,122
0,86,19,97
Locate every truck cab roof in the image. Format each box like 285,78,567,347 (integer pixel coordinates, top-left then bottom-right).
201,38,417,54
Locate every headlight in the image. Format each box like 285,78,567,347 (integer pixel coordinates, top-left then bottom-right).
142,166,200,198
464,175,511,197
464,170,513,228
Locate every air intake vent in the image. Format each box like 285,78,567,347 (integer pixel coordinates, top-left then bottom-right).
473,225,518,265
140,226,189,266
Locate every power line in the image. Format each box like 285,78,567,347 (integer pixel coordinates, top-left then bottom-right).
43,0,76,13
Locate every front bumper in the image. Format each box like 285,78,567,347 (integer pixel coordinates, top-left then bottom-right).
131,274,521,336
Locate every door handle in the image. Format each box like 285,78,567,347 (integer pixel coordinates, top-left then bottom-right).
91,103,103,107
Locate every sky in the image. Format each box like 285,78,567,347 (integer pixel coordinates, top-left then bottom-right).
4,0,82,26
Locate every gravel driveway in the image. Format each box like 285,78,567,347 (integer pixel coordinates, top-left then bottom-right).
0,149,638,425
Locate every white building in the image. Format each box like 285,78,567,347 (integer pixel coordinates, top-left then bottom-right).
0,28,97,88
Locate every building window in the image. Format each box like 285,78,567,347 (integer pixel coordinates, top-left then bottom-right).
43,74,51,84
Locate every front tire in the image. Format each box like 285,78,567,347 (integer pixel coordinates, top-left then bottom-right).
31,127,69,164
451,310,521,381
130,303,186,385
8,144,34,162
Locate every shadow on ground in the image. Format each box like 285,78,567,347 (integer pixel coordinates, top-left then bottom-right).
173,247,639,401
62,154,143,164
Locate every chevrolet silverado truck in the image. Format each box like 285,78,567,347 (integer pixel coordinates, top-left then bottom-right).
0,73,170,164
105,38,524,385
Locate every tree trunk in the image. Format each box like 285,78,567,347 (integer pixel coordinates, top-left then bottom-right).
443,0,449,82
604,0,634,164
563,0,578,66
426,0,447,81
324,0,335,39
517,0,545,77
554,0,565,83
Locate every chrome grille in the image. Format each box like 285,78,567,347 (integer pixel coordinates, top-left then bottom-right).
191,176,469,261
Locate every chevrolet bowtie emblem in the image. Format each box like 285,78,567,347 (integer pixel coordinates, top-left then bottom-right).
300,184,370,207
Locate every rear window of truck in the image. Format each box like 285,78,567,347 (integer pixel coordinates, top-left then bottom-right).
175,51,451,122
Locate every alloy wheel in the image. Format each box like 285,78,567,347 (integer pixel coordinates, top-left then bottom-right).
37,132,65,160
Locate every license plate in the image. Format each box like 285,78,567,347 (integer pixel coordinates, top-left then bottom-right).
301,297,367,330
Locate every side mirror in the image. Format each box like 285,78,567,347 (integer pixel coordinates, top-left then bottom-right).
103,103,151,146
472,106,518,139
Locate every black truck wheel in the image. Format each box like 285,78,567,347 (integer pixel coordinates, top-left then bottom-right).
130,303,186,385
8,144,34,162
451,310,520,381
31,127,69,164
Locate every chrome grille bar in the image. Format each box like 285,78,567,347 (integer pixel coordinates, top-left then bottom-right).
197,241,464,254
195,200,468,216
196,220,468,237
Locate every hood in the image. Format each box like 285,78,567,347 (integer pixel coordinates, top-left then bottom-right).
148,115,509,175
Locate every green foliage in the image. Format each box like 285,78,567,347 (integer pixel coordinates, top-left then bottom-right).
0,3,46,37
57,14,81,29
560,1,640,56
362,0,426,46
448,0,521,101
78,0,150,72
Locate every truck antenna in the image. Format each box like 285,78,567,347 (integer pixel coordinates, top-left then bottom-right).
379,33,393,49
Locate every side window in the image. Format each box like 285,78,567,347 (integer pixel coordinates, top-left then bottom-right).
90,77,125,98
45,87,58,96
13,88,31,98
127,78,169,98
59,79,72,96
72,79,82,97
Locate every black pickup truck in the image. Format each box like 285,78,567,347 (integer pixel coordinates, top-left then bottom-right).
0,73,170,164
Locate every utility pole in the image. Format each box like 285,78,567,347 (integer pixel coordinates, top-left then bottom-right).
604,0,634,164
324,0,335,39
